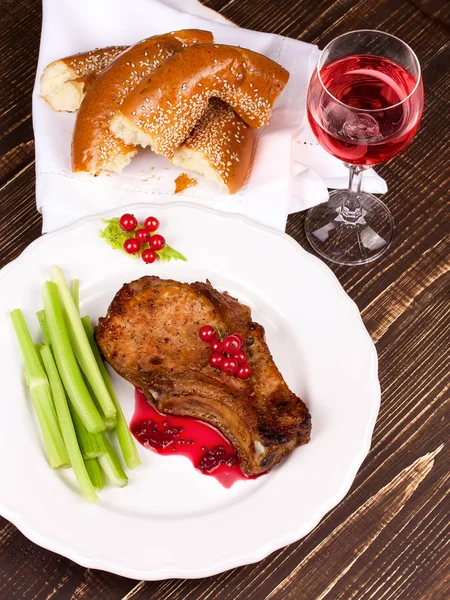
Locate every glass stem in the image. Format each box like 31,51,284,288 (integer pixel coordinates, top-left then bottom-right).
341,164,368,221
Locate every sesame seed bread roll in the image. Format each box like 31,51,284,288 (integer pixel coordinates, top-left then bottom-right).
40,47,127,112
109,44,289,159
72,30,213,174
172,99,254,194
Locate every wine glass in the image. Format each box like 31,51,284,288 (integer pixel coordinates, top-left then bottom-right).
305,30,424,265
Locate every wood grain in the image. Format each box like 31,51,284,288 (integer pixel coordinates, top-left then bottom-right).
0,0,449,599
0,0,40,186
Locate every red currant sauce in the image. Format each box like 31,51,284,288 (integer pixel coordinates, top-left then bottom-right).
130,389,260,488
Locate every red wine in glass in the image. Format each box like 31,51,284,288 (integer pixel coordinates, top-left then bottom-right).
303,31,423,266
307,54,423,165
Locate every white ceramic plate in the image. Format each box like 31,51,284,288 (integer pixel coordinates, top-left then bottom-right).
0,203,379,580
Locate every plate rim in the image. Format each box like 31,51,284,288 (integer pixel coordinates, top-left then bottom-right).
0,202,380,580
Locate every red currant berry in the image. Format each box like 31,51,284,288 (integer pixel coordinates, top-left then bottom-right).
232,349,247,364
236,364,252,380
221,357,238,375
209,353,224,368
123,238,140,254
233,334,244,347
136,228,150,243
119,213,138,232
149,234,166,251
142,248,157,263
222,335,243,354
144,216,160,232
210,338,223,352
199,325,216,342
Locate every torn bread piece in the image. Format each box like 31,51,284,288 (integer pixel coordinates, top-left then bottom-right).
71,30,213,174
40,46,126,112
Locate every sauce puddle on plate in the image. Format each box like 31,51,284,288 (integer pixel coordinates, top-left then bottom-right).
131,389,258,488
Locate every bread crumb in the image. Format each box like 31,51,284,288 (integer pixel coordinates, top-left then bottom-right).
175,173,197,194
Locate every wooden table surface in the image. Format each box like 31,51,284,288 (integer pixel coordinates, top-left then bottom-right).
1,0,449,598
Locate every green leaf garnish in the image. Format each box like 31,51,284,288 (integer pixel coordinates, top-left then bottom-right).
99,218,131,252
99,217,187,262
156,245,187,263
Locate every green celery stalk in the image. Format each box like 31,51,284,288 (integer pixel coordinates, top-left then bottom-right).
69,402,103,459
10,310,69,468
83,372,117,430
98,434,128,487
85,458,104,491
34,343,46,371
37,310,52,346
51,266,116,420
82,316,141,469
42,281,105,433
72,279,80,314
40,344,98,502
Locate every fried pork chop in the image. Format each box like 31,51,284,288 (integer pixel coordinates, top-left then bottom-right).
95,277,311,475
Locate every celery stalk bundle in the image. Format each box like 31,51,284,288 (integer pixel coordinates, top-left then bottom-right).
10,266,141,501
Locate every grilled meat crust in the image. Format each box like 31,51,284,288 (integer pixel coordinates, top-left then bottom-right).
95,276,311,475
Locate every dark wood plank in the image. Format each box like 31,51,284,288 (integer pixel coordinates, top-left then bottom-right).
412,0,450,26
0,0,41,186
0,0,449,599
0,163,40,264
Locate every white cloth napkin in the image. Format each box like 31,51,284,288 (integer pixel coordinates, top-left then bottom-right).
33,0,386,233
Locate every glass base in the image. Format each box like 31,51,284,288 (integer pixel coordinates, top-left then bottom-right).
305,190,394,266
